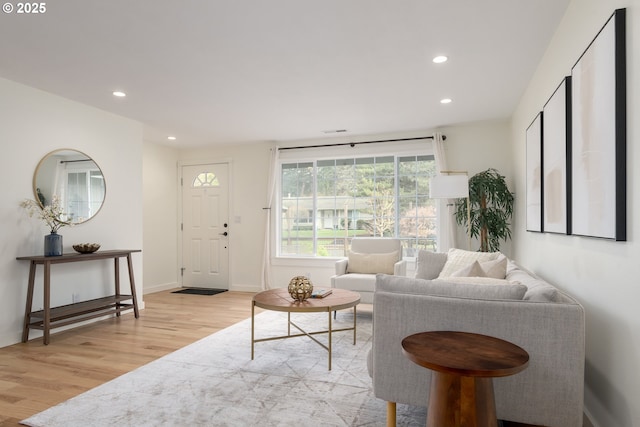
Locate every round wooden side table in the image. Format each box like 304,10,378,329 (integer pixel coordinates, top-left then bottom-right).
402,331,529,427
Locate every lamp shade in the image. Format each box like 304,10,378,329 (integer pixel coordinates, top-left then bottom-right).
429,174,469,199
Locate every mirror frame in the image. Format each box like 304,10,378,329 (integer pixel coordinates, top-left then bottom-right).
32,149,106,225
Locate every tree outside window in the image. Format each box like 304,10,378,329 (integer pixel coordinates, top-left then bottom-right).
279,155,436,257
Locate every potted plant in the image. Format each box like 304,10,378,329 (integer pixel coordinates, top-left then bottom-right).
453,168,514,252
21,195,71,256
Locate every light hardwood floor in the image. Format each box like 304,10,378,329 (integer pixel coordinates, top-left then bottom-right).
0,290,558,427
0,289,258,426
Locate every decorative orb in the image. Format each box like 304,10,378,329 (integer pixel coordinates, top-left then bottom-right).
288,276,313,302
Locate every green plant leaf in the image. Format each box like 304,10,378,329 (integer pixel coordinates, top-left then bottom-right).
453,168,514,252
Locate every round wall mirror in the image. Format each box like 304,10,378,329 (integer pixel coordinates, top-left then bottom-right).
33,149,106,225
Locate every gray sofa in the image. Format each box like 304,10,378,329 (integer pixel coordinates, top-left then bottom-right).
369,250,585,427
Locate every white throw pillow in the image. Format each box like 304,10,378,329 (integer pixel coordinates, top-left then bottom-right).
438,248,501,279
347,250,398,275
479,255,507,279
450,260,486,278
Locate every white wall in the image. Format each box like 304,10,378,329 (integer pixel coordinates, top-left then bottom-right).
511,1,639,426
0,77,144,348
142,141,179,294
438,119,514,255
164,124,511,293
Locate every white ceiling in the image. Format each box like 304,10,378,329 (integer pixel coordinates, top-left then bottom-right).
0,0,569,148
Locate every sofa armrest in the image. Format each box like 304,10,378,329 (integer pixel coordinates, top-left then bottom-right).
334,258,348,276
393,259,407,276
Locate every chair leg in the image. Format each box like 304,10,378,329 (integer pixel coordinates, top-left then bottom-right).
387,401,396,427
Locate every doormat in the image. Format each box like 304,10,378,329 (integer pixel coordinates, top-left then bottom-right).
171,288,228,296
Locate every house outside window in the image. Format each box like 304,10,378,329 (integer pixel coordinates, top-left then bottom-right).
279,154,437,258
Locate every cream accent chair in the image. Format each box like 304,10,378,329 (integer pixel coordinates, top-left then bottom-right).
330,238,406,304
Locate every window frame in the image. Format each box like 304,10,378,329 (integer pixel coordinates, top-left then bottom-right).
275,140,438,260
62,163,104,222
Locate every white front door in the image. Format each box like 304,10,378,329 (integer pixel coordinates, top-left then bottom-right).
181,163,229,289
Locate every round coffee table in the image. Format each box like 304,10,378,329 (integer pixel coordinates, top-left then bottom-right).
251,287,360,370
402,331,529,427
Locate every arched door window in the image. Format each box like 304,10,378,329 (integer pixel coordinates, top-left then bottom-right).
192,172,220,188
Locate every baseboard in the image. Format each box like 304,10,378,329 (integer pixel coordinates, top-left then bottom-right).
145,282,261,294
0,330,25,349
143,282,179,294
583,408,598,427
583,384,622,427
230,284,261,293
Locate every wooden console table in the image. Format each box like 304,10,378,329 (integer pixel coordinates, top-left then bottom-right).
17,249,141,345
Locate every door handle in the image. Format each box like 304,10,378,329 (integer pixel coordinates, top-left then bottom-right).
220,232,228,236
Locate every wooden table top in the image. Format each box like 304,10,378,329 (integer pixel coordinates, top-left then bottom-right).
402,331,529,378
17,249,141,263
253,288,360,313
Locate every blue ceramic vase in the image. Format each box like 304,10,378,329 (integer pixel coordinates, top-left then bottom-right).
44,232,63,256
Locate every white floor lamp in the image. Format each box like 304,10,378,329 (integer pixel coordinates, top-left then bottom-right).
430,171,471,250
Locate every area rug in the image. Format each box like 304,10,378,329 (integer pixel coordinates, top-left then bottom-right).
171,288,228,295
21,310,426,426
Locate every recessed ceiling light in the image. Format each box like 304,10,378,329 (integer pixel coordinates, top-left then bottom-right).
433,56,448,64
440,98,452,104
112,91,126,97
167,136,177,141
322,129,347,134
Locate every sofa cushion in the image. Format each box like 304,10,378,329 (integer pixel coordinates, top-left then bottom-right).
415,250,448,280
377,274,527,300
524,285,559,302
434,277,513,286
505,260,562,302
347,250,398,275
438,248,501,278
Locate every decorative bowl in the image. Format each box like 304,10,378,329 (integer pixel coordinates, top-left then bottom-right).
73,243,101,254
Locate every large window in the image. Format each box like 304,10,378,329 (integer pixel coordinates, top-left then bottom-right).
65,167,105,222
279,154,436,257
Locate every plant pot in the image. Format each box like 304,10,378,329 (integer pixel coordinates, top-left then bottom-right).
44,232,63,257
